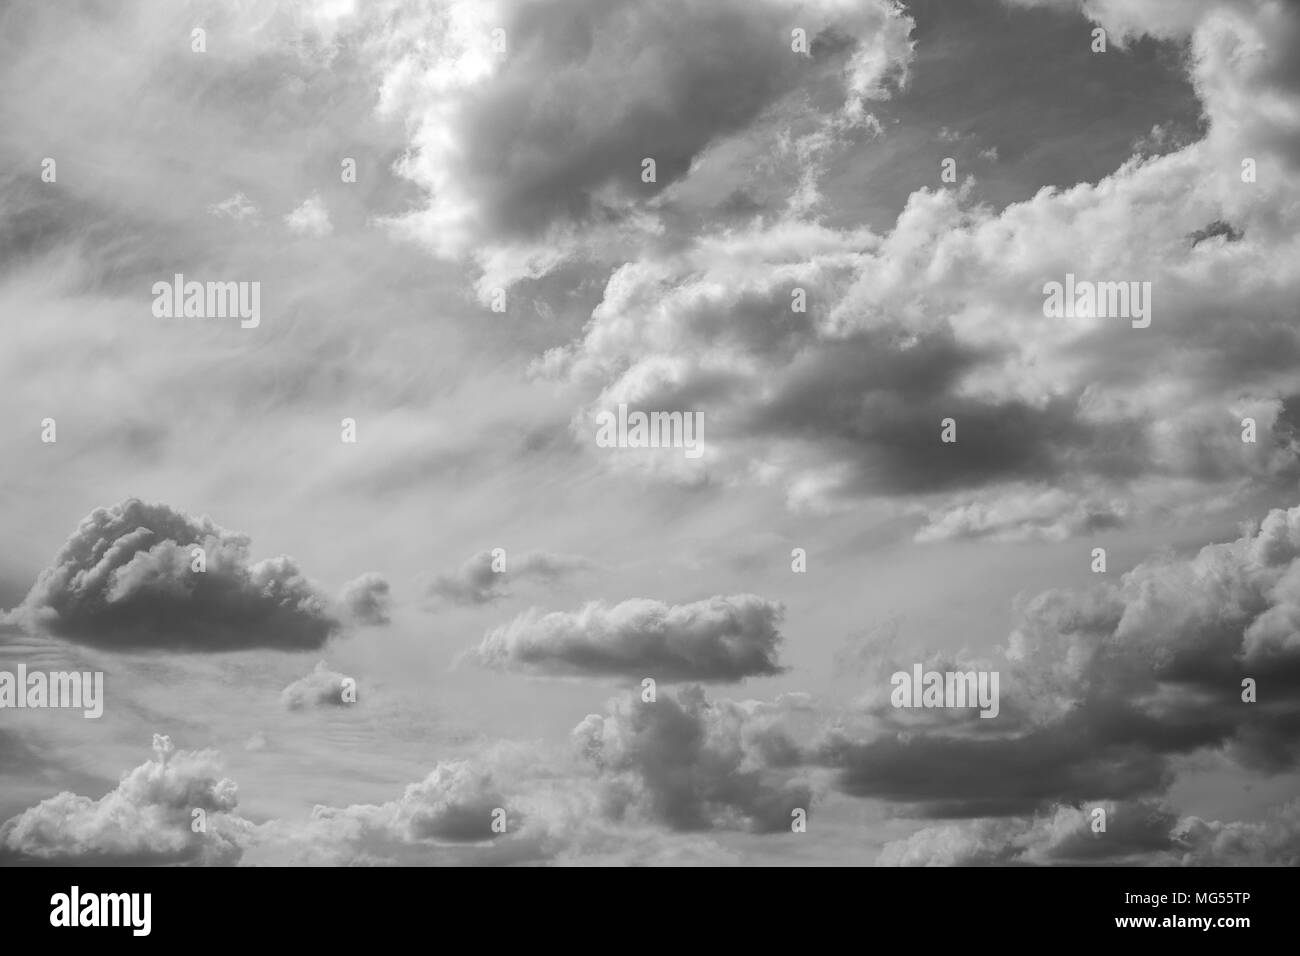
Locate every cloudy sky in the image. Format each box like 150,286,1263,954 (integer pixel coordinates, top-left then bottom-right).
1,0,1298,866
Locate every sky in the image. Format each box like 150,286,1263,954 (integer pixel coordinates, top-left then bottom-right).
0,0,1298,866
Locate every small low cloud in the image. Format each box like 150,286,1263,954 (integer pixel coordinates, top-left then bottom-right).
281,661,355,710
469,594,786,681
3,498,345,651
574,685,812,832
427,550,590,606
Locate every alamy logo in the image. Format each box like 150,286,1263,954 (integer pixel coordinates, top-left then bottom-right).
1042,273,1151,328
595,403,704,459
890,664,1000,718
0,665,103,718
50,886,151,936
151,273,260,328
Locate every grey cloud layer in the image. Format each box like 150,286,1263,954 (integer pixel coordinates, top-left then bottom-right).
469,594,786,681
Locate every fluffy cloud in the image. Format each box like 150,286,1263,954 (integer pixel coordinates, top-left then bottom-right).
536,0,1300,538
911,484,1129,544
4,499,344,651
0,735,248,865
427,549,589,606
574,685,812,832
371,0,915,286
392,762,508,842
339,572,391,625
469,594,786,681
281,661,355,710
820,500,1300,817
309,760,511,845
284,193,333,237
251,745,599,866
1174,800,1300,865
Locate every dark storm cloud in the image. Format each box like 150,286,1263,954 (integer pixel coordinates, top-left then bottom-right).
469,594,786,681
3,499,343,651
427,549,591,606
574,684,811,832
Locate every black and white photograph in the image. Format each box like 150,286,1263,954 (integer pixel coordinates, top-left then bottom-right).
0,0,1296,919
